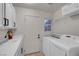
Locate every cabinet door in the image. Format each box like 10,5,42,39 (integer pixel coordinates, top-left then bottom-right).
5,3,13,27
0,3,3,26
11,4,16,27
42,38,50,56
0,3,3,19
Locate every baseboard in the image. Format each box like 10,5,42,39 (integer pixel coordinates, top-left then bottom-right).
24,51,45,56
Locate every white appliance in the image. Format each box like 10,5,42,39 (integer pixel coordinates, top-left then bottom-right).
42,36,79,56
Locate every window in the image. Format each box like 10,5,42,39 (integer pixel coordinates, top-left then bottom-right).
44,18,51,31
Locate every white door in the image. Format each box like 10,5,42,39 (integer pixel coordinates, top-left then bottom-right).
6,3,13,27
24,15,43,54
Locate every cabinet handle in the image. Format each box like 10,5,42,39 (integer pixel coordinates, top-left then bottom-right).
21,48,23,54
4,18,7,26
6,19,9,26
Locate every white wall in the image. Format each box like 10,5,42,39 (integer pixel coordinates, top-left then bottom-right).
52,8,79,36
14,6,53,36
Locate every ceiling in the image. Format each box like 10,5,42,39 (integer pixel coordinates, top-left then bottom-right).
13,3,66,13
